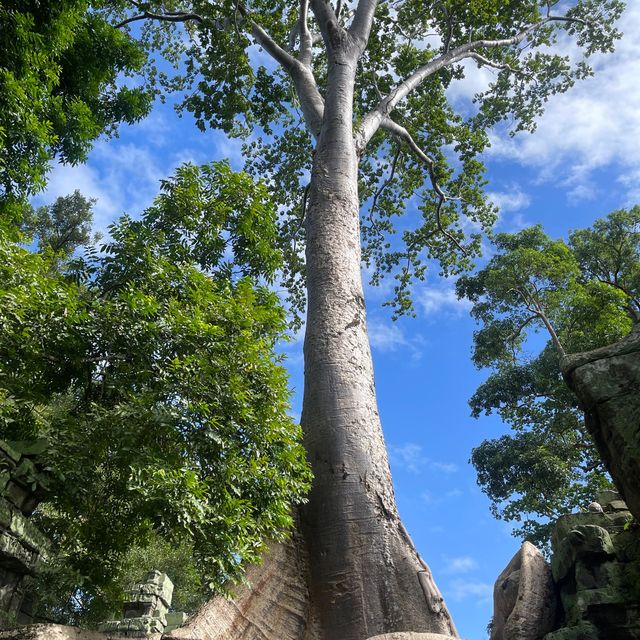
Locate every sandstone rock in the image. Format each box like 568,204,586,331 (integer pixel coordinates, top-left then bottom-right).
561,324,640,521
365,634,459,640
0,625,109,640
491,541,556,640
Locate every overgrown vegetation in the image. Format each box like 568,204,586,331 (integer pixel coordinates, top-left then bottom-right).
458,208,640,551
0,164,311,624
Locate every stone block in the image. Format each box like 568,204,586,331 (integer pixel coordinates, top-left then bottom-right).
0,532,37,574
164,612,187,634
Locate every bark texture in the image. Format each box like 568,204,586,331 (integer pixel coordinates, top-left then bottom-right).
561,325,640,521
490,542,556,640
0,626,109,640
298,37,457,640
164,536,313,640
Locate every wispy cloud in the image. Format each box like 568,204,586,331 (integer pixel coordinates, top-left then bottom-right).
446,579,493,604
367,319,409,352
417,284,471,317
484,4,640,204
389,442,460,476
487,184,531,215
443,556,479,575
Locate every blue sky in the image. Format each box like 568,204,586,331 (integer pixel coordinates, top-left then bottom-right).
34,5,640,638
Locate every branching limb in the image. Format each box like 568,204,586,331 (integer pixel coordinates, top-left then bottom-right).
115,9,204,29
309,0,340,46
349,0,378,51
356,14,590,148
468,52,534,80
507,287,566,356
380,118,466,256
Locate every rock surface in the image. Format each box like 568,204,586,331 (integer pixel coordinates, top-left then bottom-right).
490,541,556,640
0,625,111,640
544,492,640,640
365,635,458,640
561,324,640,521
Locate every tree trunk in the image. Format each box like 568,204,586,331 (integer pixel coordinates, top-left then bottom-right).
298,45,456,640
167,35,457,640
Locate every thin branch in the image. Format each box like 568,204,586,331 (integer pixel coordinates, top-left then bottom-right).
232,0,324,137
507,286,566,357
356,14,589,148
115,10,204,29
380,118,467,256
468,52,534,80
367,146,401,233
298,0,313,66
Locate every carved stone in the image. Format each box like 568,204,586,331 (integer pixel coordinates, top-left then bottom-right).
490,541,556,640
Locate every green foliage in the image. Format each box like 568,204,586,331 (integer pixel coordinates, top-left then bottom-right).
20,190,99,257
0,163,311,625
457,208,640,551
96,0,624,322
0,1,152,204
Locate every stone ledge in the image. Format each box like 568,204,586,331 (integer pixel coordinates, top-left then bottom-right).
366,634,459,640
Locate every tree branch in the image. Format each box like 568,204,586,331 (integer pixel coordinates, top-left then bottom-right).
356,15,586,148
349,0,378,51
114,10,204,29
309,0,340,45
380,118,467,256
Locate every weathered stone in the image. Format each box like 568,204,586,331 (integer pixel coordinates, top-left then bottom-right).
0,625,107,640
548,495,640,639
595,490,621,508
491,541,556,640
543,622,598,640
365,635,458,640
561,324,640,521
0,440,51,623
164,613,187,634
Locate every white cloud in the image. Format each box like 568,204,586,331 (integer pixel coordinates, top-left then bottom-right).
389,443,460,476
417,284,471,317
432,462,459,474
485,4,640,203
367,319,409,352
389,443,427,474
444,556,479,575
487,185,531,215
446,579,493,603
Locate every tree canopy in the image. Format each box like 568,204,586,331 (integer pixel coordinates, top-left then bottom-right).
90,0,625,320
0,163,311,623
457,208,640,550
0,0,152,211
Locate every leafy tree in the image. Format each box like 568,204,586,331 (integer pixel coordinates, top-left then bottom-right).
20,190,99,257
457,209,640,551
0,1,152,208
0,163,311,624
74,1,624,636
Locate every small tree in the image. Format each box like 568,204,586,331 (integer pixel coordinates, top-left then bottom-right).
457,208,640,550
0,164,310,625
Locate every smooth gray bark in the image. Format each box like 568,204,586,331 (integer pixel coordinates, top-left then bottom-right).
300,36,457,640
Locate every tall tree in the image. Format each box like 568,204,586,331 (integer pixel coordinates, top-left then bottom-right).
46,1,626,638
457,210,640,553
